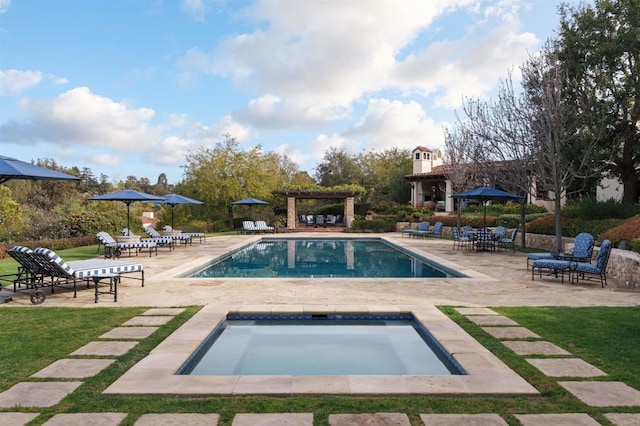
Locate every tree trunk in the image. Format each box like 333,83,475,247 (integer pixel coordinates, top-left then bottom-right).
520,199,526,248
554,195,563,255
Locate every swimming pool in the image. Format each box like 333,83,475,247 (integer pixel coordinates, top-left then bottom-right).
178,313,465,376
187,238,464,278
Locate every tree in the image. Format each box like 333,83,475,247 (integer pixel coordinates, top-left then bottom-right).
180,134,309,228
357,148,412,205
0,186,24,239
454,74,536,246
522,42,604,253
314,147,363,188
557,0,640,204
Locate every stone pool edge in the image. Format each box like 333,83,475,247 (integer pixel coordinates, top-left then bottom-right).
103,304,538,396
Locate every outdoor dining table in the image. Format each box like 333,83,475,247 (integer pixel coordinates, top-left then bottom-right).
467,228,497,252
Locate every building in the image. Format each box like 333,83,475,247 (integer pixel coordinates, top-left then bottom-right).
404,146,560,212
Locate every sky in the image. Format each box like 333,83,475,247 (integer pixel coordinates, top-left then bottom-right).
0,0,579,185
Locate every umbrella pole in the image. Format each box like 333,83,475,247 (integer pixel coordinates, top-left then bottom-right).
171,205,175,228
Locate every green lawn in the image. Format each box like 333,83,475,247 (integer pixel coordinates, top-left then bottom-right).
1,305,639,425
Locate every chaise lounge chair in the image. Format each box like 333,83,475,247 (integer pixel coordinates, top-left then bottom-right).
162,225,206,243
241,221,260,234
122,228,174,251
96,231,158,259
424,221,443,238
255,220,275,233
402,221,430,238
146,226,192,246
3,246,144,304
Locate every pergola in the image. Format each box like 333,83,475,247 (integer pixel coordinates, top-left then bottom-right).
274,190,362,230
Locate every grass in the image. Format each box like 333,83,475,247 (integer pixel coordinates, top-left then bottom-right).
1,306,639,425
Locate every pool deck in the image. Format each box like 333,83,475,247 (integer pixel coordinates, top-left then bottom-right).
5,232,636,309
3,232,639,399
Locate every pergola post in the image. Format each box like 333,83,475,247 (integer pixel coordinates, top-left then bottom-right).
345,196,355,228
287,197,297,229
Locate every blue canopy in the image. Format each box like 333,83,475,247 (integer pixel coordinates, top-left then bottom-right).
89,189,164,231
451,186,522,230
160,193,204,227
230,197,269,206
161,193,204,206
451,186,522,202
0,155,80,184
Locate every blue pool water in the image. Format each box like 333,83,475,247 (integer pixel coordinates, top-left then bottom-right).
179,313,465,376
188,238,463,278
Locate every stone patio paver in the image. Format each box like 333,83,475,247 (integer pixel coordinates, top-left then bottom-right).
526,358,607,377
328,413,410,426
514,413,600,425
31,358,115,378
142,308,185,316
559,381,640,406
232,413,313,425
122,316,173,326
481,327,540,339
419,413,508,425
71,340,138,356
0,382,82,408
42,412,128,426
100,326,159,339
604,413,640,426
502,340,571,355
466,315,519,326
134,413,219,425
0,412,40,426
456,307,499,316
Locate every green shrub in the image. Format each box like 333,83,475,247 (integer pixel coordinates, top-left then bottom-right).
631,238,640,253
63,210,127,237
562,198,640,220
526,215,624,238
349,217,396,232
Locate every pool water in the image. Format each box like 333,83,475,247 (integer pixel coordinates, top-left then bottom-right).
188,238,463,278
179,314,465,376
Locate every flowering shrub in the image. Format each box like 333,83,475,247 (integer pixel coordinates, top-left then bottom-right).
599,215,640,250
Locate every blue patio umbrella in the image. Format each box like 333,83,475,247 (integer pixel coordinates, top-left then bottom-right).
0,155,81,184
89,189,164,232
230,197,269,220
160,193,204,227
451,186,522,229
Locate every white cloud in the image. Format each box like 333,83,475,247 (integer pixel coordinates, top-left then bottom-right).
0,69,43,95
344,99,445,151
180,0,207,21
0,0,10,14
0,87,160,151
89,153,121,167
174,0,538,134
392,4,538,109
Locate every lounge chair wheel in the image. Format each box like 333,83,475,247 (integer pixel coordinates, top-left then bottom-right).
113,248,122,258
30,290,45,305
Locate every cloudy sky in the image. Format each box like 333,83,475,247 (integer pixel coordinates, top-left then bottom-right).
0,0,576,184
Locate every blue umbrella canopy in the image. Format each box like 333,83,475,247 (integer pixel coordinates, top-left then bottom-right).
451,186,522,229
160,193,204,227
230,197,269,221
89,189,164,231
230,197,269,206
451,186,523,202
0,155,81,184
